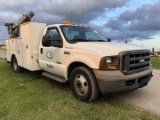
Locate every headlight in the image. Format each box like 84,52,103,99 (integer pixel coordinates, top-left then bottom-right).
106,57,112,63
99,56,119,70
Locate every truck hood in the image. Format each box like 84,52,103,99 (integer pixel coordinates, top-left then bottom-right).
72,42,148,56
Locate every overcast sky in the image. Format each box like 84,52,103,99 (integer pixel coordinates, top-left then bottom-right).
0,0,160,50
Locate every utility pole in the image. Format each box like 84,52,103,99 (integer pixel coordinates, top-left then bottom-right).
125,33,128,44
152,47,155,55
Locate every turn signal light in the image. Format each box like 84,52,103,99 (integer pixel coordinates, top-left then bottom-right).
106,65,118,70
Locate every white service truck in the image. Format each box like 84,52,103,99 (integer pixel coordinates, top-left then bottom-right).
5,12,152,102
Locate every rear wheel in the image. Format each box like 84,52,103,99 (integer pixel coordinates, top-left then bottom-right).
11,56,23,73
70,66,99,102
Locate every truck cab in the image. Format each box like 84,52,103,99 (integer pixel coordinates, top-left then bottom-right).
6,22,152,102
39,23,152,101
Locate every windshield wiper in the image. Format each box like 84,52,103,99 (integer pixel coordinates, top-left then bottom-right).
69,39,107,43
72,39,88,41
69,39,92,43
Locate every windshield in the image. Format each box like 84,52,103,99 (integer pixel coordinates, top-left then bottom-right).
60,26,107,43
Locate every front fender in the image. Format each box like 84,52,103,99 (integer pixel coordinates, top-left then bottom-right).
64,54,100,79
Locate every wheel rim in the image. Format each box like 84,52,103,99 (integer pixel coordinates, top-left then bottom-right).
74,74,88,96
13,58,18,71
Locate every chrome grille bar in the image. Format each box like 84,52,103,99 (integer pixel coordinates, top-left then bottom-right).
120,50,150,75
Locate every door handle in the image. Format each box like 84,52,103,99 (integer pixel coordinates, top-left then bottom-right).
40,48,43,54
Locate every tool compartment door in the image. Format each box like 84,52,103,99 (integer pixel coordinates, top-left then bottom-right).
20,22,46,71
21,23,31,70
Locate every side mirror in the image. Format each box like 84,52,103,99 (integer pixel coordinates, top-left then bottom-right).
51,41,63,48
42,35,63,48
42,35,50,47
51,34,63,48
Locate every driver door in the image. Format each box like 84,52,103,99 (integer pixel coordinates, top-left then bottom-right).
39,27,64,76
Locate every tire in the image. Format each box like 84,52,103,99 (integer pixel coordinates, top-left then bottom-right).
11,56,23,73
70,66,99,102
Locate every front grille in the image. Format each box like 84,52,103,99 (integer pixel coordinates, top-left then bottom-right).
120,50,150,75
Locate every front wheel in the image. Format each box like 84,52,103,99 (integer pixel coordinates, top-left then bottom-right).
11,56,23,73
70,66,99,102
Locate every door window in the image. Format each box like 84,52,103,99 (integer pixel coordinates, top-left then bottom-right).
45,28,62,47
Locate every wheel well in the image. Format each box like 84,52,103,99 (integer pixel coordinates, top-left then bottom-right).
11,54,15,63
67,62,90,80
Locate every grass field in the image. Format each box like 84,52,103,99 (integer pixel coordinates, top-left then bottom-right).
0,59,160,120
0,48,6,50
151,57,160,70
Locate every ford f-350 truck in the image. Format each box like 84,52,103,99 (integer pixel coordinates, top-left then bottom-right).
5,12,152,102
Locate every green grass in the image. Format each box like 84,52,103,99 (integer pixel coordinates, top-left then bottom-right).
0,58,160,120
0,48,6,50
151,57,160,70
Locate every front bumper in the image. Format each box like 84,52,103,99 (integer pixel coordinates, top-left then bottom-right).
93,67,152,94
